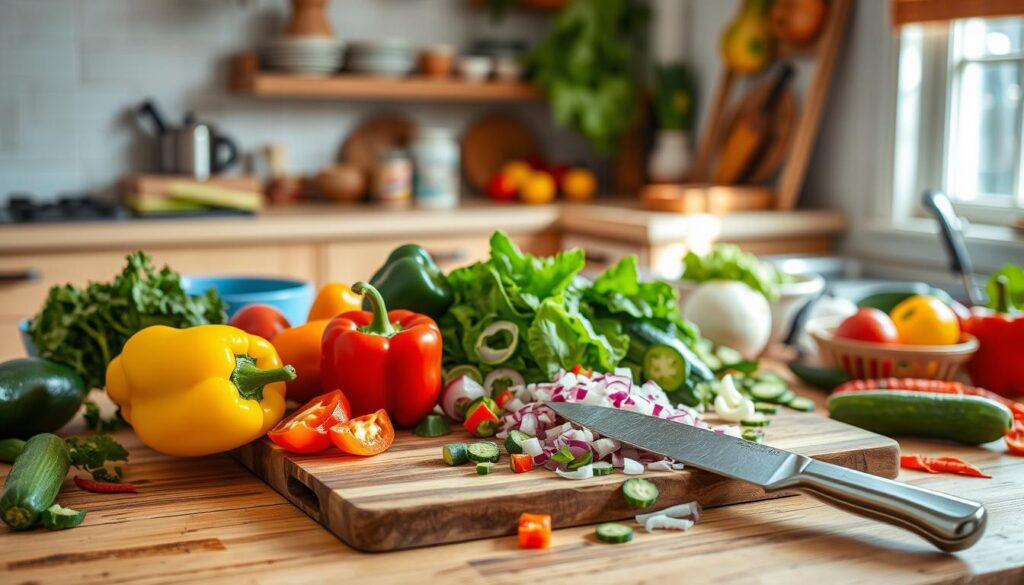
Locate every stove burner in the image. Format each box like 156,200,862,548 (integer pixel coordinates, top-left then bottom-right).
5,193,126,223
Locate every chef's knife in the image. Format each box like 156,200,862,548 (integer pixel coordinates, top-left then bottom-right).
546,402,987,552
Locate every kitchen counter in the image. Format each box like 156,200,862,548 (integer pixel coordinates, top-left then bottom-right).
2,377,1021,585
0,200,846,253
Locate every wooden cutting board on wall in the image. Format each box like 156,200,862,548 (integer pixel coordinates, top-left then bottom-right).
231,411,898,552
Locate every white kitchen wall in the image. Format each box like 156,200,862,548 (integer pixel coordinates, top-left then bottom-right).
0,0,595,203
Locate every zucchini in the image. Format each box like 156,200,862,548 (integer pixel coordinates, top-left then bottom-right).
828,391,1012,445
467,441,500,463
414,415,451,438
41,503,86,530
621,319,711,406
0,438,27,463
0,433,70,530
0,358,88,438
642,345,689,393
442,443,468,466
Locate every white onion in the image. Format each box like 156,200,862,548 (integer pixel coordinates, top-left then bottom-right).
646,460,674,472
636,501,702,524
644,515,694,532
623,458,644,475
521,437,543,458
555,464,594,480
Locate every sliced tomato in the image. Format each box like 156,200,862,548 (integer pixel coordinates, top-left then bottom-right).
1007,421,1024,456
268,390,351,454
329,409,395,456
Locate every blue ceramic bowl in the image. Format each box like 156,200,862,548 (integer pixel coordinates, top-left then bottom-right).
182,275,314,327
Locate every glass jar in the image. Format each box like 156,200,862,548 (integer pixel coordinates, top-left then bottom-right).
373,148,413,206
411,128,459,208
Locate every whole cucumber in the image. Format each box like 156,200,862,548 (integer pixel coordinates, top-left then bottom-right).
0,433,70,530
620,319,712,406
0,358,88,438
828,390,1013,445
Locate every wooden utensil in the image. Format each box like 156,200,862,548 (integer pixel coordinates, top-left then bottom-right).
231,410,897,552
341,115,417,176
461,114,540,192
714,63,795,185
727,81,797,184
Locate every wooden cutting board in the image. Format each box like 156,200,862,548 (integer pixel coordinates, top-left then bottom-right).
230,411,898,552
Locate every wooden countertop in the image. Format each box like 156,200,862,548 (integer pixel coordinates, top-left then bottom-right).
2,382,1021,584
0,200,847,253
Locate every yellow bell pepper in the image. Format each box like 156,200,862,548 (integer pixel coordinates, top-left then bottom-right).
105,325,295,457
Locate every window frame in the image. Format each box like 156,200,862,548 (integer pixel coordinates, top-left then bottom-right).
891,17,1024,227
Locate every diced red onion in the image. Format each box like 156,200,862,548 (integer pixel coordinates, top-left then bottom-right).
623,457,644,475
440,376,485,421
591,438,621,459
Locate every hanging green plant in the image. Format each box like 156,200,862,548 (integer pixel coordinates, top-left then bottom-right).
525,0,649,154
653,63,696,131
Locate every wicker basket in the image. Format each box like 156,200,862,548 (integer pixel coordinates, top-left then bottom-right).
807,316,979,381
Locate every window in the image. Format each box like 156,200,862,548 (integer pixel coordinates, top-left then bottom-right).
892,16,1024,226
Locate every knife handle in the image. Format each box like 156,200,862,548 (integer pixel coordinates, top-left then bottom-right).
778,459,987,552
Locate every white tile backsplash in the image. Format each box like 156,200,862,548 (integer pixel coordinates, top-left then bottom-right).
0,0,592,203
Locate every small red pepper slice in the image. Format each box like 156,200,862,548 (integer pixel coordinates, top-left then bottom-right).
494,389,514,410
900,454,990,478
268,389,352,454
570,364,593,377
518,512,551,549
329,409,395,457
510,453,534,473
1006,421,1024,456
74,476,139,493
464,403,499,437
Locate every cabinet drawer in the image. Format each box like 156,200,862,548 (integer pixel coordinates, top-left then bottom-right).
0,245,316,321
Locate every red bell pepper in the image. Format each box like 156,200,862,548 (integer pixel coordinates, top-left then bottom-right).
518,512,551,549
321,282,443,427
268,389,351,454
963,276,1024,398
510,453,534,473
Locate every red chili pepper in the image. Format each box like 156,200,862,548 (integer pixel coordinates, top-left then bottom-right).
900,455,990,478
1007,421,1024,456
320,282,443,428
74,476,139,493
834,378,1024,423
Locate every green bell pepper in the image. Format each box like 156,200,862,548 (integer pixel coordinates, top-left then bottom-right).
368,244,454,319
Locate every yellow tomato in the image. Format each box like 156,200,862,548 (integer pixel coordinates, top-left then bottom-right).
562,168,597,201
890,295,960,345
307,282,362,321
520,171,556,205
501,161,533,189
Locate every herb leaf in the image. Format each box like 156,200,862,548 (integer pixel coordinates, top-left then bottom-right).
66,435,130,482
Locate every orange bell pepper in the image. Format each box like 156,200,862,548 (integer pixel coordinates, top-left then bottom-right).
518,513,551,549
308,283,362,321
272,319,329,403
329,409,395,456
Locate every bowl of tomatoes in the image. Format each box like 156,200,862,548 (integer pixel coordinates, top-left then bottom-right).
806,294,979,380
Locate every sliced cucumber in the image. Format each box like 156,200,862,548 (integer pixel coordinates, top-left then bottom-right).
504,430,532,455
467,441,500,463
621,477,659,508
740,413,770,427
786,396,815,412
567,451,593,470
749,382,788,402
592,461,614,476
414,415,451,438
715,346,744,366
595,522,634,544
754,402,778,414
442,443,468,466
775,389,797,404
475,462,496,475
742,428,765,443
643,345,689,393
41,504,85,530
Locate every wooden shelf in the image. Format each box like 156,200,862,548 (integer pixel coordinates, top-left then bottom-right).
230,53,544,103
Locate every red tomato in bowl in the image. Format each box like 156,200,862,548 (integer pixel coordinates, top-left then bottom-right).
230,304,291,341
834,308,899,344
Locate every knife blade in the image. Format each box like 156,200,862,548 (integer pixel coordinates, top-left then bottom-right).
546,401,987,552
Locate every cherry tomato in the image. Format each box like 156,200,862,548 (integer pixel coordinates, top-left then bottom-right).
268,390,351,454
487,173,518,202
834,308,899,344
329,409,395,456
230,304,291,341
890,295,961,345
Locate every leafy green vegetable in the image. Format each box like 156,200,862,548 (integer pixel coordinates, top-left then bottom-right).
986,264,1024,310
525,0,649,153
66,435,129,483
441,231,627,381
681,244,794,301
28,251,226,389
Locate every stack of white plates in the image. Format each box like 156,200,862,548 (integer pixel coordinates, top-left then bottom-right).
263,37,344,75
346,40,415,77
